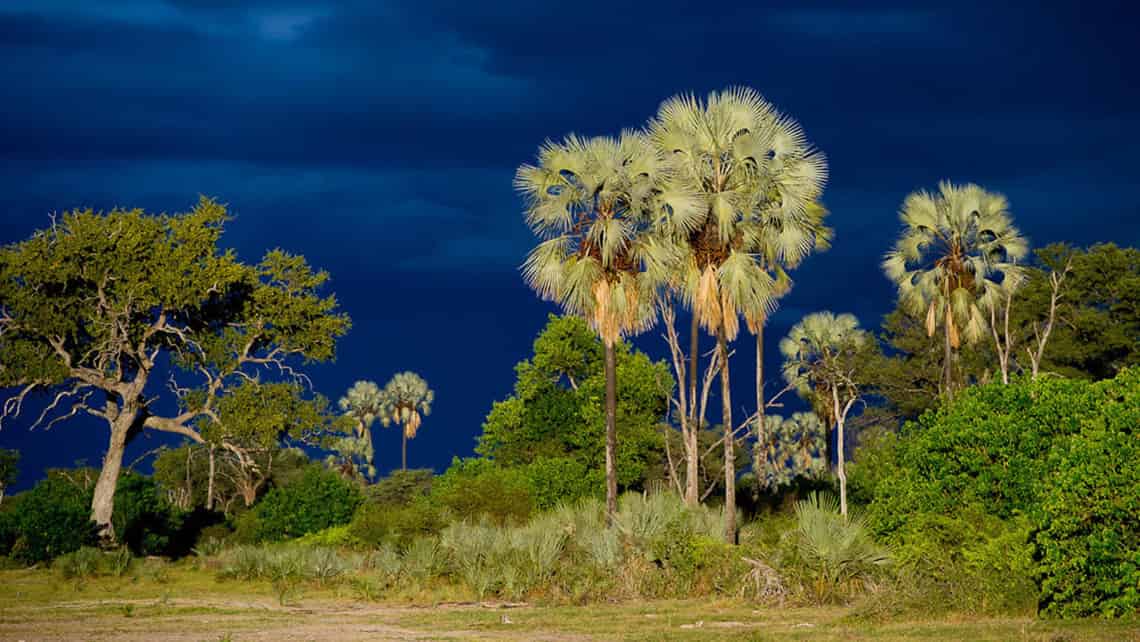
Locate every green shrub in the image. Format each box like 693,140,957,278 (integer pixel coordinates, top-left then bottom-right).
1034,379,1140,618
432,458,533,525
349,498,443,550
519,457,600,511
785,493,890,604
113,472,181,556
365,469,434,506
55,546,104,579
295,524,362,549
253,466,362,541
8,474,96,564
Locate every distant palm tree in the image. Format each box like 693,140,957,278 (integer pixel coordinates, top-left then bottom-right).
650,87,828,540
882,182,1027,395
780,312,870,517
754,411,828,492
337,380,385,479
381,372,434,471
517,132,689,522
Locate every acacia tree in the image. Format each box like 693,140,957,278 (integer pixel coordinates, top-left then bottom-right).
0,199,350,537
650,87,827,540
380,371,433,471
780,312,871,518
882,182,1027,395
336,380,385,479
517,132,689,521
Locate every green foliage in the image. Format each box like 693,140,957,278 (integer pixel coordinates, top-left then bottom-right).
785,493,890,604
349,499,443,549
1034,371,1140,617
755,412,827,491
252,466,362,541
518,457,600,511
432,458,533,525
0,448,17,500
7,473,96,563
476,315,671,491
365,469,434,507
112,472,180,556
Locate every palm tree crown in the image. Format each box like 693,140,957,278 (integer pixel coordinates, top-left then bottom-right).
650,87,829,339
882,181,1028,348
517,132,695,345
780,312,870,412
381,372,433,439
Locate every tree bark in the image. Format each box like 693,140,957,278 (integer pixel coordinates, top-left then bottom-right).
604,339,619,526
206,445,216,511
832,387,847,519
942,302,954,397
91,408,137,541
754,323,764,452
717,327,736,544
685,313,701,505
402,430,408,471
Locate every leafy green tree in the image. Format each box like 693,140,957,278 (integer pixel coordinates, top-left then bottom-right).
0,199,350,537
650,87,828,539
380,372,433,471
781,312,872,517
1012,243,1139,380
252,465,362,541
6,471,96,563
0,449,17,505
754,412,827,492
336,380,385,479
517,133,685,521
476,315,671,492
882,182,1027,395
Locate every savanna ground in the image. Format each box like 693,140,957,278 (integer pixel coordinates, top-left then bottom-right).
1,567,1136,642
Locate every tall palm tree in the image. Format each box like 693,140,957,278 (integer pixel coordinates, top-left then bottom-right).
780,312,870,517
650,87,827,541
745,200,833,467
882,182,1027,395
337,380,385,479
517,132,691,523
380,372,434,471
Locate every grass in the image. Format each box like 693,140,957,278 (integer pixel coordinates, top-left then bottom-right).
0,566,1136,641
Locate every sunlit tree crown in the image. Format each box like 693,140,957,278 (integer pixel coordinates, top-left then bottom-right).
649,86,829,339
381,371,433,439
882,181,1028,347
338,380,385,431
780,311,870,396
517,131,693,344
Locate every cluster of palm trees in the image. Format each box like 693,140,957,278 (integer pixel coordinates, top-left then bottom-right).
519,86,1031,540
337,372,434,478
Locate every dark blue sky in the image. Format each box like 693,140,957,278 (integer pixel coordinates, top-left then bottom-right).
1,1,1138,490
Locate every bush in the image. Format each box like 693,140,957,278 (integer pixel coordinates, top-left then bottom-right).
432,458,533,525
365,469,434,506
8,474,96,564
519,457,600,512
1034,378,1140,617
55,546,104,579
252,466,362,541
349,498,443,550
784,493,890,604
113,472,181,556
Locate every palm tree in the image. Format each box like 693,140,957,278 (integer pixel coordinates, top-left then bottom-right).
516,132,689,523
380,372,434,471
337,380,385,479
882,182,1027,395
650,87,827,541
754,411,827,492
780,312,871,518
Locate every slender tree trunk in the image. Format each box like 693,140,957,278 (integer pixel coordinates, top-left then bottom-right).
91,408,137,541
717,327,736,544
942,303,954,397
685,313,700,505
603,339,619,526
832,387,847,519
754,323,764,449
402,430,408,471
206,445,216,511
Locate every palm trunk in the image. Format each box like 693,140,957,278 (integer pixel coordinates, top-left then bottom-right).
717,327,736,544
91,408,137,541
754,323,764,451
943,303,954,397
603,340,619,526
832,387,847,519
402,430,407,471
686,313,700,505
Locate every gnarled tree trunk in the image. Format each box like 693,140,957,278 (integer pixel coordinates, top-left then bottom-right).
91,407,138,540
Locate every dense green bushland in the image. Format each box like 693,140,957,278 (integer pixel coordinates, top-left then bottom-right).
853,367,1140,617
